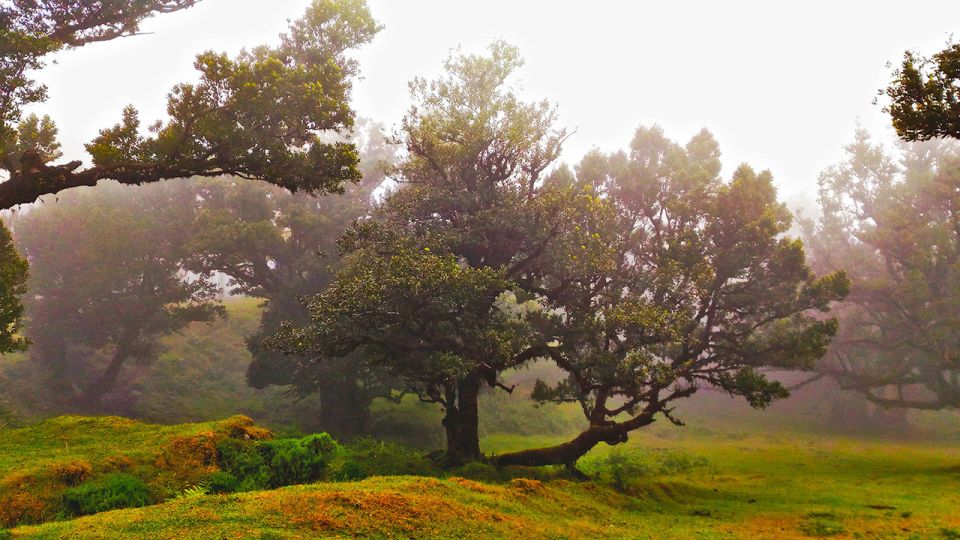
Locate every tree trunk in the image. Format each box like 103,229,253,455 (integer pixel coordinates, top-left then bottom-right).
76,331,134,411
441,374,483,464
318,377,371,439
491,416,655,468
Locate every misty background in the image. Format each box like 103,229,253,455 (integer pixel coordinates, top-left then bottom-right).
27,0,960,199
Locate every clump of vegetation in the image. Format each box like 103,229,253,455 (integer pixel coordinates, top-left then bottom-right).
329,437,439,481
580,448,710,489
62,473,153,516
0,491,47,527
800,512,846,537
50,461,93,486
214,433,341,491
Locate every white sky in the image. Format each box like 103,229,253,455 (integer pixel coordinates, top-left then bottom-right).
25,0,960,200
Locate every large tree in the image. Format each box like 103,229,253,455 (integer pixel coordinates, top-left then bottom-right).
185,120,397,436
270,42,578,462
490,127,849,467
271,43,848,466
804,129,960,411
0,0,380,353
9,180,223,412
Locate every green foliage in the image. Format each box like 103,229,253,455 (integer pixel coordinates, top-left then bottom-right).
805,130,960,411
9,180,224,413
493,126,848,467
259,433,340,488
329,437,440,480
885,41,960,141
580,448,710,489
173,483,209,500
81,0,379,195
214,439,270,492
62,473,153,516
183,123,397,437
0,221,28,355
215,433,341,491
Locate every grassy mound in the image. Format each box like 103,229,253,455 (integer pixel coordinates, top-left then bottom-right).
10,476,645,539
0,415,270,527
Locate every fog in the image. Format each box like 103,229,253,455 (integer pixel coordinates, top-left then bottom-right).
3,2,960,534
28,0,960,199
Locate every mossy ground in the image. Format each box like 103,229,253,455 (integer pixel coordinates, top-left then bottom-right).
5,417,959,539
0,415,267,528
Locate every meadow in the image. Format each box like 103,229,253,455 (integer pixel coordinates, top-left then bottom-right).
2,412,958,539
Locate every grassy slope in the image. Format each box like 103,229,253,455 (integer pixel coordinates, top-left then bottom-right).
6,421,960,539
0,415,269,528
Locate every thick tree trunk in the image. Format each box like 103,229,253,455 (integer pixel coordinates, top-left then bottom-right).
491,416,655,468
441,374,483,463
318,377,371,439
76,331,135,411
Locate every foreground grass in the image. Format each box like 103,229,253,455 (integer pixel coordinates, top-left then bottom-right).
0,415,267,528
5,419,960,539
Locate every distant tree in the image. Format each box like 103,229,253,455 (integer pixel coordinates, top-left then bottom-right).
185,120,398,437
270,42,577,462
10,181,223,412
490,127,849,467
885,41,960,141
0,0,380,355
804,129,960,412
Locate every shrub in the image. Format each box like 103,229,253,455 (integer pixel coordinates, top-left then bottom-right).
579,447,711,489
62,473,153,516
206,471,240,494
260,433,339,488
50,460,93,486
0,529,11,539
216,433,340,490
330,437,438,480
0,491,47,527
215,439,268,491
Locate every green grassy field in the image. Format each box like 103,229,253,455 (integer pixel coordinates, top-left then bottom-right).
3,415,958,539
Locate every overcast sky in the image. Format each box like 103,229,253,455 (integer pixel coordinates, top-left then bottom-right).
26,0,960,200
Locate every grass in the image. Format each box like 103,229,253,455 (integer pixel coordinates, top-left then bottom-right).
0,415,269,527
2,416,959,538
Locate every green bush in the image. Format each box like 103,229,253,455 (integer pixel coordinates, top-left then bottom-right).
259,433,339,488
330,437,439,480
62,473,153,516
215,439,269,491
206,471,240,494
579,448,710,489
215,433,340,490
0,529,11,540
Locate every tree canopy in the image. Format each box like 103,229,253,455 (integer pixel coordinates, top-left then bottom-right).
804,129,960,411
270,42,849,466
10,180,223,412
885,41,960,141
185,120,397,436
0,0,380,357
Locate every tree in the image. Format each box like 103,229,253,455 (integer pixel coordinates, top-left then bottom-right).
10,180,223,412
0,0,381,354
1,0,380,208
1,0,201,161
486,127,848,467
270,42,578,462
804,129,960,411
884,41,960,141
185,120,397,437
